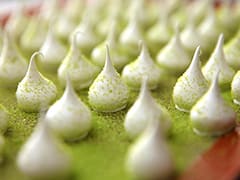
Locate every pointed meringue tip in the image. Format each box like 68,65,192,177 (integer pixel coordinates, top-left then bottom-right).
214,34,224,55
105,44,111,63
72,31,83,49
65,73,75,95
217,33,224,47
28,52,43,75
104,44,115,73
138,40,147,54
30,52,44,65
194,46,201,58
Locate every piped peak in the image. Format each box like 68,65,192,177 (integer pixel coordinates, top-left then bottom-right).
214,33,225,58
72,31,82,52
63,74,79,103
138,41,151,63
209,71,221,97
26,52,44,81
139,77,155,104
173,24,181,46
187,46,201,73
103,45,117,76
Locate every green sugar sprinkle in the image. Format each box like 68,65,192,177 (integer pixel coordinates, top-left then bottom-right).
0,70,239,180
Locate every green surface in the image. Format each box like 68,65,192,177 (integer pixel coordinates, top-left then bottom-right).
0,70,237,180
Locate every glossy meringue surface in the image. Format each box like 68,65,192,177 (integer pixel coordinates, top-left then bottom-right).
17,116,71,179
126,119,174,180
46,76,92,141
190,73,236,136
124,78,171,138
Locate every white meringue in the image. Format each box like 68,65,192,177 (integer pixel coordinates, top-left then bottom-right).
64,0,85,22
88,46,129,112
190,72,236,136
72,21,99,55
122,41,163,90
54,14,77,42
124,78,171,138
39,27,67,72
58,32,100,90
146,13,173,53
202,34,235,88
231,71,240,105
17,115,71,179
156,26,190,75
46,76,92,141
119,15,144,57
173,46,208,112
5,4,28,40
224,34,240,70
126,119,174,180
20,16,48,55
16,52,57,112
181,20,203,54
91,22,128,70
0,32,28,88
0,105,8,133
198,6,221,54
188,0,210,25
